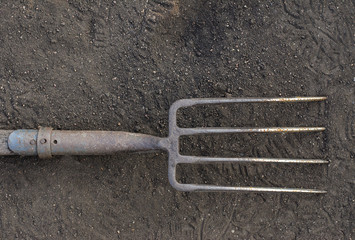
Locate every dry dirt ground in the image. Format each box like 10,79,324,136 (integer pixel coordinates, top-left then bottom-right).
0,0,354,239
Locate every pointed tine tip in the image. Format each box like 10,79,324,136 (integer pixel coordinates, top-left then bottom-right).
317,190,327,194
290,189,327,194
274,96,327,102
302,96,327,101
284,127,326,132
298,127,325,132
314,159,329,164
301,189,327,194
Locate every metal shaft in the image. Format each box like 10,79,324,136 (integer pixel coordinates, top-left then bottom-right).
7,128,165,158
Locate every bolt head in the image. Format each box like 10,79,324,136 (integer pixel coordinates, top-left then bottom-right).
40,138,47,144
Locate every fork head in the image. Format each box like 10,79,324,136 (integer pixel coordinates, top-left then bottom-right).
166,97,328,193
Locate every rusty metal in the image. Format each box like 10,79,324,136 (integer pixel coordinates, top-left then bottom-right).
1,97,328,193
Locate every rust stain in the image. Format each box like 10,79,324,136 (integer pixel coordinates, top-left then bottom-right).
170,0,180,16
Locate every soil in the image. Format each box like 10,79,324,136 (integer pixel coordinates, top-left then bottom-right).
0,0,354,239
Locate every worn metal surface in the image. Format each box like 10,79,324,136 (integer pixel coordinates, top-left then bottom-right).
50,131,164,155
37,127,53,158
2,97,328,193
0,130,15,155
8,130,37,155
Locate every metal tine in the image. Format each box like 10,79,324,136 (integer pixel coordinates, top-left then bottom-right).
176,96,327,108
178,156,328,164
179,127,325,135
176,96,326,134
181,184,327,193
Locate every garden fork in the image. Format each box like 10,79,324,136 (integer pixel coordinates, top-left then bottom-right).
1,97,327,193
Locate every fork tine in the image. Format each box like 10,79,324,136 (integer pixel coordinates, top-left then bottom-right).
179,156,328,164
176,96,327,107
169,97,327,193
181,184,327,193
180,127,325,135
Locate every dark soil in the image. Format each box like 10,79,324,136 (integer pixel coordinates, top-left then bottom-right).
0,0,354,239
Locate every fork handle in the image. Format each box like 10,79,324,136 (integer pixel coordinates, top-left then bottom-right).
7,127,164,158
